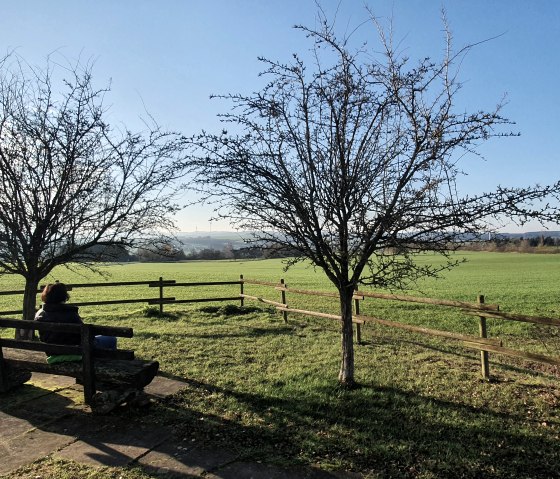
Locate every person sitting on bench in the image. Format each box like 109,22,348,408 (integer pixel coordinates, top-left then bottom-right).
35,282,116,363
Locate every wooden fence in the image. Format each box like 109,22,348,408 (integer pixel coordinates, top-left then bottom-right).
1,275,559,379
0,277,243,316
352,290,560,378
241,277,560,379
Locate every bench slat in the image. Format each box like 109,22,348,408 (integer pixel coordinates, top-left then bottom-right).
0,339,82,355
0,341,134,360
0,318,133,337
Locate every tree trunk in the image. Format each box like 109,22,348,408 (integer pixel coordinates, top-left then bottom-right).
338,286,355,387
16,276,40,340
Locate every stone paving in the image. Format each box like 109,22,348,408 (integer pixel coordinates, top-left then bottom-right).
0,373,360,478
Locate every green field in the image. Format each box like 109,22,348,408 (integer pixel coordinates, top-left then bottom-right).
1,250,559,312
1,251,558,344
2,252,560,478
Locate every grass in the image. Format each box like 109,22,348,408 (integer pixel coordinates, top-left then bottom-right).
1,252,560,478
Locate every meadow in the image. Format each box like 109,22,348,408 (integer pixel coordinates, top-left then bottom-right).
1,252,559,478
2,251,559,316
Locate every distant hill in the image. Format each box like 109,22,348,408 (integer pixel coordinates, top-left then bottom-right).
177,232,248,252
499,231,560,239
175,230,560,249
178,231,247,240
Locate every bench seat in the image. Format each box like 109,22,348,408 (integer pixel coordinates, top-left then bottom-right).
2,348,158,391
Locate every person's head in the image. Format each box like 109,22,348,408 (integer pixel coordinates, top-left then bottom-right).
41,283,70,304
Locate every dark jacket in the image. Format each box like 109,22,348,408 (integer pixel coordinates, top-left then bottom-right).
34,303,83,345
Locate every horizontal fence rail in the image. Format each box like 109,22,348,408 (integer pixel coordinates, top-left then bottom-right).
1,274,558,381
354,314,503,347
355,290,500,311
463,310,560,327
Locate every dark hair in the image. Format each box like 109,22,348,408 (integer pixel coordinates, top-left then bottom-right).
41,283,70,304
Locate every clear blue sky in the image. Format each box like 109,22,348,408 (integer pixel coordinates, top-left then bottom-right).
2,1,559,233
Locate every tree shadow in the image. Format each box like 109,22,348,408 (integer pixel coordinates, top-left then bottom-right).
134,325,294,341
161,376,560,478
362,334,560,382
3,367,559,478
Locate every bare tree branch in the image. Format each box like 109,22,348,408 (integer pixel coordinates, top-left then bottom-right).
0,53,189,325
184,17,558,386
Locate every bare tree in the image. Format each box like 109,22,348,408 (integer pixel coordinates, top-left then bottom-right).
0,54,188,333
186,16,559,386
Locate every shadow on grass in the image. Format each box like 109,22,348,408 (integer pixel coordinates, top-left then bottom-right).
134,322,295,341
198,305,272,316
364,334,560,383
162,376,560,479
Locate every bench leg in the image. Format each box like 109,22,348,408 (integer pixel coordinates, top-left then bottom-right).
81,325,95,404
0,357,32,393
90,388,151,415
0,350,6,392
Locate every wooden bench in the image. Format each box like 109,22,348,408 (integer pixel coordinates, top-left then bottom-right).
0,318,159,413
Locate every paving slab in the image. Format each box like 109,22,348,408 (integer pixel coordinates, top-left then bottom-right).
0,372,184,475
28,372,77,391
145,375,188,398
42,411,114,438
0,426,76,475
2,390,82,428
55,421,171,467
0,388,80,446
0,382,57,409
138,440,238,477
0,412,36,442
1,373,362,479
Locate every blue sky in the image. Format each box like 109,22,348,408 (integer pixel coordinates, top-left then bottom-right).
2,1,559,232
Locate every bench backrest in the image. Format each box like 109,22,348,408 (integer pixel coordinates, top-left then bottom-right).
0,318,135,360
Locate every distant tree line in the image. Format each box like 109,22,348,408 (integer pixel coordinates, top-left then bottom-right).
76,243,187,262
182,244,298,261
81,243,298,263
84,237,560,262
461,235,560,253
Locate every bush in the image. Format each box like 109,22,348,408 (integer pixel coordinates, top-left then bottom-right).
139,305,179,318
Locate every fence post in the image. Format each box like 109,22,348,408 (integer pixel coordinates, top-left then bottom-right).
159,277,164,314
240,274,244,307
354,288,360,316
354,288,362,344
478,294,490,380
280,278,288,323
355,322,362,345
